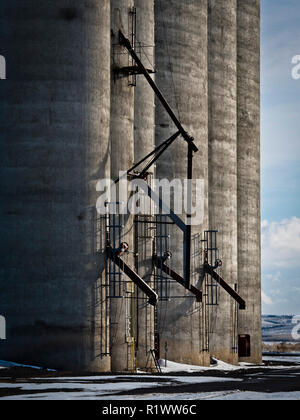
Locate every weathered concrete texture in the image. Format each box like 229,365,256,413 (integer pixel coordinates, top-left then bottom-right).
237,0,262,364
0,0,111,372
134,0,155,165
135,217,155,370
155,0,210,366
110,0,135,373
134,0,156,370
208,0,239,364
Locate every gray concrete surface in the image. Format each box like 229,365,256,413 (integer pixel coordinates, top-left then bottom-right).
134,0,156,370
155,0,210,366
237,0,262,364
207,0,239,364
110,0,135,373
0,0,111,372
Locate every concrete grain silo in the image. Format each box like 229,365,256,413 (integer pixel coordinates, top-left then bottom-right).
134,0,156,370
155,0,210,366
110,0,136,372
237,0,262,364
207,0,239,364
0,0,111,372
0,0,262,373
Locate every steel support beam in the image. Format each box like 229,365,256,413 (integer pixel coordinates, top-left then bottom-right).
137,181,187,233
115,131,181,184
153,256,202,303
107,246,158,307
119,30,198,153
204,263,246,310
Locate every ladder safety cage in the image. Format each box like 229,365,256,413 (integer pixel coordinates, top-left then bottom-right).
130,180,204,302
153,255,202,303
204,262,246,311
204,230,219,306
107,245,158,307
105,203,124,299
203,230,246,311
154,215,172,302
105,202,158,306
98,212,110,357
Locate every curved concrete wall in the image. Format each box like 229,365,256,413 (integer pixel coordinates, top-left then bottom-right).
0,0,111,372
237,0,262,364
110,0,135,372
155,0,210,366
134,0,156,369
208,0,239,364
134,0,155,165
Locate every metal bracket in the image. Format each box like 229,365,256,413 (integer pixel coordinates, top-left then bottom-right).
153,256,202,303
119,30,198,152
107,245,158,307
115,131,181,185
114,65,155,77
203,260,246,310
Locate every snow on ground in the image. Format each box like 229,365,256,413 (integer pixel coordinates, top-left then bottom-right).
158,356,299,373
0,380,170,394
3,388,300,401
112,391,300,401
263,355,300,364
263,341,299,346
207,391,300,400
159,359,248,373
0,375,242,400
262,315,300,343
17,390,300,401
1,355,300,400
0,360,55,371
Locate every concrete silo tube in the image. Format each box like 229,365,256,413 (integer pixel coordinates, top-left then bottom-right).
0,0,111,372
155,0,210,366
208,0,239,364
110,0,135,372
134,0,156,370
237,0,262,364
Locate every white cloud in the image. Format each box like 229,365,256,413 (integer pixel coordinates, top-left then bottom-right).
262,291,273,306
264,272,282,283
262,217,300,268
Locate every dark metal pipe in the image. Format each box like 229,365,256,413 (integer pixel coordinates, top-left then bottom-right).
107,246,158,306
114,131,180,184
153,256,202,303
204,263,246,310
185,142,194,287
119,30,198,153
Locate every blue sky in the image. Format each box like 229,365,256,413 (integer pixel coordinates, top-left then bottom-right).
261,0,300,314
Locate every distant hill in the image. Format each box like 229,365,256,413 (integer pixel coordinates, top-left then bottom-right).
262,315,299,343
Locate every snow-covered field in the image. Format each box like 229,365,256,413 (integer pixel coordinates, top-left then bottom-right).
0,355,300,400
119,391,300,401
159,357,300,373
1,314,299,401
262,315,299,343
0,370,299,400
0,375,243,400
